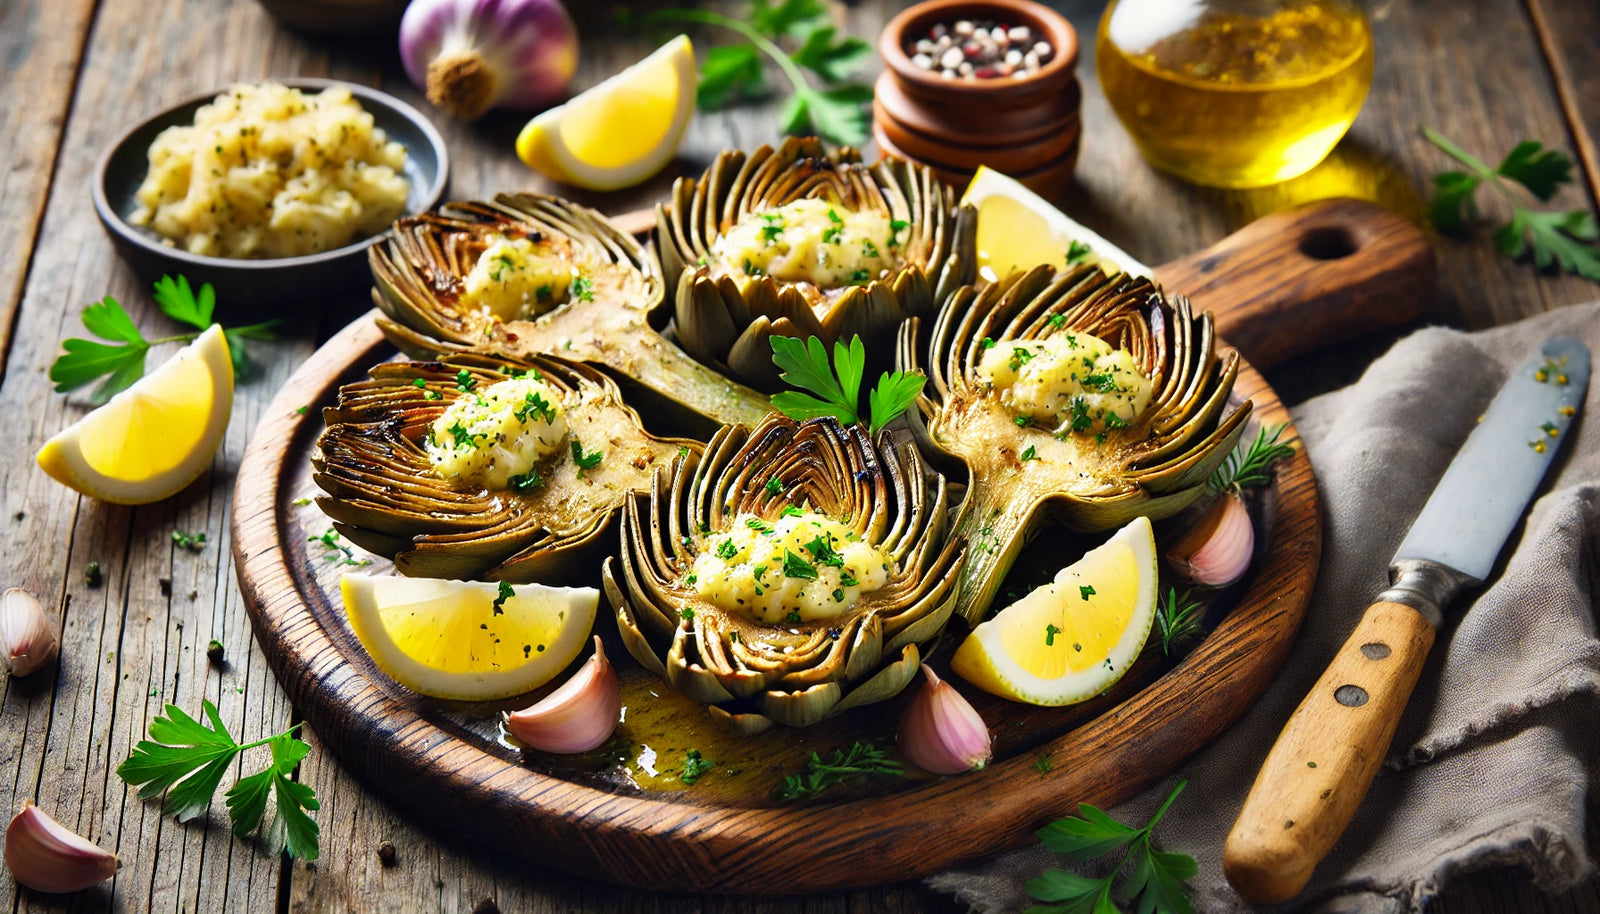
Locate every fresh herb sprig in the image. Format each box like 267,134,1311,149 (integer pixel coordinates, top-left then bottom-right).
775,739,902,802
1025,780,1196,914
115,701,320,859
1209,423,1294,495
309,528,370,567
769,335,926,433
172,530,207,551
1155,588,1204,657
1423,128,1600,283
648,1,873,145
50,275,276,404
680,749,715,785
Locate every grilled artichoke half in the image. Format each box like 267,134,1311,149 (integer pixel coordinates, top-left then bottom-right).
603,415,967,733
900,266,1252,625
313,352,698,583
654,137,976,390
370,194,770,433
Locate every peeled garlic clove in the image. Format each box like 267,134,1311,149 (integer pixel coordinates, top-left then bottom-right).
5,802,118,893
504,636,620,754
898,664,992,775
2,588,58,677
1168,491,1254,587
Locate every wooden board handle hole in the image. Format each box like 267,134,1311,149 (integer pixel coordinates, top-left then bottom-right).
1297,225,1360,260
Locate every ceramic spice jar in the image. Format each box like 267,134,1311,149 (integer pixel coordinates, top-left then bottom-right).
875,0,1081,198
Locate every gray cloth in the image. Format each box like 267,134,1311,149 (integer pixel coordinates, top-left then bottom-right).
929,303,1600,913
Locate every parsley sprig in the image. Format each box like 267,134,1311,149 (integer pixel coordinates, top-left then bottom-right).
769,335,926,433
648,1,873,145
1209,423,1294,495
775,739,902,802
1423,127,1600,282
115,701,320,859
50,275,276,404
1026,780,1196,914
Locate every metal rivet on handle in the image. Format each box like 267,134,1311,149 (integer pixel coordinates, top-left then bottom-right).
1360,642,1392,660
1335,684,1369,707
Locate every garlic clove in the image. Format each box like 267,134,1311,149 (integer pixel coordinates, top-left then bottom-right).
898,664,992,776
5,802,118,893
504,636,620,754
2,588,58,677
1167,491,1254,587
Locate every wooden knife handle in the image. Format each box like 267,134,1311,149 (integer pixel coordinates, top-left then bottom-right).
1152,198,1436,371
1223,601,1437,903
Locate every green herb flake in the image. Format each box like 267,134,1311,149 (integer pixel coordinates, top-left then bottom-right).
492,581,514,616
679,749,714,785
783,549,819,580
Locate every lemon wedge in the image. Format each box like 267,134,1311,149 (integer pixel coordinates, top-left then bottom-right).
516,34,696,191
960,165,1147,284
951,516,1157,706
341,574,599,701
36,324,233,505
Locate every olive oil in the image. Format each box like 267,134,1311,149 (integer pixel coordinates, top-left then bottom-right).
1097,0,1374,188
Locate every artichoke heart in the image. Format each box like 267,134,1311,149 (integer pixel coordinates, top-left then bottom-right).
313,353,698,584
655,137,976,391
603,415,967,732
370,194,770,432
900,265,1252,625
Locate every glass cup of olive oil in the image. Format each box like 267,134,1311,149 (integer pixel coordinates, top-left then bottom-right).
1097,0,1373,188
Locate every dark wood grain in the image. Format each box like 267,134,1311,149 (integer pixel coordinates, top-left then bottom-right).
2,0,1598,910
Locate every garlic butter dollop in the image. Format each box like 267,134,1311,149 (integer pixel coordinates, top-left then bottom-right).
691,510,895,624
715,199,903,289
426,376,568,489
977,334,1153,434
462,234,580,322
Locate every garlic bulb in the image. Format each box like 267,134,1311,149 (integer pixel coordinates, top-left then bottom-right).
2,588,58,677
399,0,579,120
504,636,620,753
898,665,992,775
4,802,118,893
1168,491,1254,587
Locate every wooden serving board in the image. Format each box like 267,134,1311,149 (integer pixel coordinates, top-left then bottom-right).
232,198,1432,894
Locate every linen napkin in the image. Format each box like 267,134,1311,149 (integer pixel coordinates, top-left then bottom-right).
929,301,1600,913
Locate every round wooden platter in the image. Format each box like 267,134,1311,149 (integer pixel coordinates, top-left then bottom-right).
232,197,1432,894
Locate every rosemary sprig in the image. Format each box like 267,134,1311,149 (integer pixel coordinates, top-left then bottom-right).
775,740,902,801
1209,423,1294,495
1155,588,1205,657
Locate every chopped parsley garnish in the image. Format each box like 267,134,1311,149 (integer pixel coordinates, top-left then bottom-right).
715,539,739,560
759,213,786,244
679,750,714,785
1082,371,1119,393
172,530,206,551
743,258,766,276
447,422,480,450
745,517,772,532
752,564,768,581
412,378,428,389
514,391,557,424
508,470,543,492
678,605,695,621
840,572,859,587
455,369,477,392
1048,313,1068,328
684,573,697,586
1065,239,1093,266
781,505,805,518
535,284,552,303
1015,416,1031,428
1103,412,1129,430
783,549,819,580
765,476,785,495
861,239,880,259
832,588,845,602
570,440,604,473
1045,623,1060,646
1020,445,1039,461
1069,397,1094,432
1080,584,1096,600
492,581,514,615
786,610,802,623
980,336,997,349
847,268,871,284
887,218,908,249
1008,346,1034,371
570,275,595,302
826,208,844,225
804,535,845,568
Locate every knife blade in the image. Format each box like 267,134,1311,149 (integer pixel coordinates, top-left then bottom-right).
1223,335,1590,904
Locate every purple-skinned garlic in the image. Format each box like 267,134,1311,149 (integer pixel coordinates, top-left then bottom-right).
1167,491,1253,586
504,636,620,754
898,664,992,775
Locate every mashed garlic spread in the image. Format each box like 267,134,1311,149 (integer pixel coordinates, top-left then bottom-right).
461,235,581,322
131,83,410,259
691,510,894,624
977,334,1153,434
425,376,568,489
714,199,904,289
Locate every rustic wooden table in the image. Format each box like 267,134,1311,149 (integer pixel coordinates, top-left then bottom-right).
2,0,1597,911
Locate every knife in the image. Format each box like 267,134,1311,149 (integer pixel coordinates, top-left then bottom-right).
1223,335,1591,904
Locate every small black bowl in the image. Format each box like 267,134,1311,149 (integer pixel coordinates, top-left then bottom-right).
94,78,450,309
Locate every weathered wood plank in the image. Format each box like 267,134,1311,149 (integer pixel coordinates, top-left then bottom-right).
1525,0,1600,213
0,0,97,374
